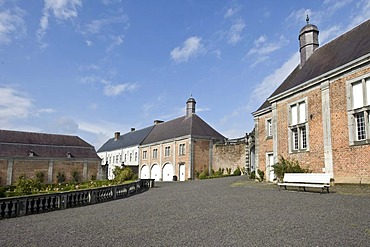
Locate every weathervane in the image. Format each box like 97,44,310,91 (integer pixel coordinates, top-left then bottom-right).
306,15,309,24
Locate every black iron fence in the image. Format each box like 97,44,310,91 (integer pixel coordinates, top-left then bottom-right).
0,179,155,219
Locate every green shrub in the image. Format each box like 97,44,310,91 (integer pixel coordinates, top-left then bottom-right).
113,166,134,183
198,169,209,179
233,167,241,176
56,172,66,183
35,171,45,184
226,168,231,175
249,171,256,179
15,175,42,195
257,169,265,181
194,170,200,179
272,156,311,182
71,171,79,183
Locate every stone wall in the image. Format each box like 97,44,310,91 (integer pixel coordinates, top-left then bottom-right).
212,141,246,174
0,158,101,185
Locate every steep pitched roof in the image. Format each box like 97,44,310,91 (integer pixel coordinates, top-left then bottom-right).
141,114,225,145
97,126,154,152
256,19,370,112
0,129,99,159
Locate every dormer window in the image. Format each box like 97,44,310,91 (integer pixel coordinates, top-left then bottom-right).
67,152,72,158
28,150,35,157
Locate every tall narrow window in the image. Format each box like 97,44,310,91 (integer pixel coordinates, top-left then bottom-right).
179,144,186,155
348,76,370,145
355,112,366,140
289,100,308,152
135,152,138,161
143,150,147,160
266,119,272,137
165,146,171,157
153,149,158,159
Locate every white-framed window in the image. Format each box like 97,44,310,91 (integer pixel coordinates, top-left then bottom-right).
266,118,272,138
135,152,138,161
130,153,132,162
143,150,147,160
153,148,158,159
179,143,186,156
165,146,171,157
289,100,308,152
347,76,370,144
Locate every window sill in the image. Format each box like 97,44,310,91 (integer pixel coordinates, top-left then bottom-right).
289,149,308,154
265,136,273,140
351,140,370,146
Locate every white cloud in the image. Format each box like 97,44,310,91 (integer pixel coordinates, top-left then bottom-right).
38,108,56,114
103,82,138,97
227,18,245,45
81,15,129,35
0,7,26,45
53,116,79,134
85,40,93,46
248,35,288,56
0,87,33,124
170,36,205,63
37,0,82,42
106,34,124,52
224,7,237,18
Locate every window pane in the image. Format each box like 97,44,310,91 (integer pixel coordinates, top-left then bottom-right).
292,128,298,150
355,112,366,140
299,102,306,123
300,126,307,149
366,79,370,106
352,82,364,109
291,105,298,125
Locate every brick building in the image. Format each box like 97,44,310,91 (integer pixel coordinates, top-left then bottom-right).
0,130,102,185
252,18,370,184
139,98,225,181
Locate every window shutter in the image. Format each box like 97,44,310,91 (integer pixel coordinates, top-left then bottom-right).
291,105,297,125
299,102,306,123
352,82,363,109
366,78,370,106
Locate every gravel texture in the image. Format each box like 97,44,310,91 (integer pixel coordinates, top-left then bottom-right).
0,176,369,246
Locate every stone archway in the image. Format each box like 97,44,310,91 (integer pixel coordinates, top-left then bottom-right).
140,165,150,179
151,164,161,181
162,163,174,181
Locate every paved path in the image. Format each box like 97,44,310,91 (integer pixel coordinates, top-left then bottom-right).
1,176,369,246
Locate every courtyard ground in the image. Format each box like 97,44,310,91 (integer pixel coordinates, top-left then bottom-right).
0,176,369,246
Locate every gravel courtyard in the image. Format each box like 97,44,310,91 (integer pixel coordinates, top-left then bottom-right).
1,176,369,246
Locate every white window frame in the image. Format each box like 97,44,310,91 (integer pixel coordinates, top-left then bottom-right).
165,146,171,157
347,74,370,145
179,143,186,156
266,118,272,138
143,150,147,160
153,148,158,159
288,98,309,152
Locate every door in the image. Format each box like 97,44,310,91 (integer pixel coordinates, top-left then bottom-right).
151,164,161,181
267,153,275,182
179,164,186,181
140,165,150,179
162,163,174,181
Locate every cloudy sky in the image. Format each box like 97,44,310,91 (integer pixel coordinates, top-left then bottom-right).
1,0,370,149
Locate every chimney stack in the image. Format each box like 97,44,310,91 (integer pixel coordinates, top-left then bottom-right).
154,120,164,125
299,15,319,68
114,132,120,140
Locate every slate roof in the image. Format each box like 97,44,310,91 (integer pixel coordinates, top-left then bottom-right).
255,19,370,112
141,114,225,145
97,126,154,152
0,129,100,159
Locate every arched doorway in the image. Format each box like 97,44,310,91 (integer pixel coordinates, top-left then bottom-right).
162,163,174,181
140,165,150,179
151,164,161,181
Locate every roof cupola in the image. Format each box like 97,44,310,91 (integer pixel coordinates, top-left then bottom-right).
186,97,196,117
299,15,319,68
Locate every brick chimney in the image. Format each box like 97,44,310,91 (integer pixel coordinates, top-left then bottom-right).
114,132,120,140
299,15,319,68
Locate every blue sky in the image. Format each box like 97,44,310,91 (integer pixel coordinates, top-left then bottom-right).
1,0,370,149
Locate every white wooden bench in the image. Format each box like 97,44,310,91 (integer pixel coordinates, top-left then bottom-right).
278,173,331,193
